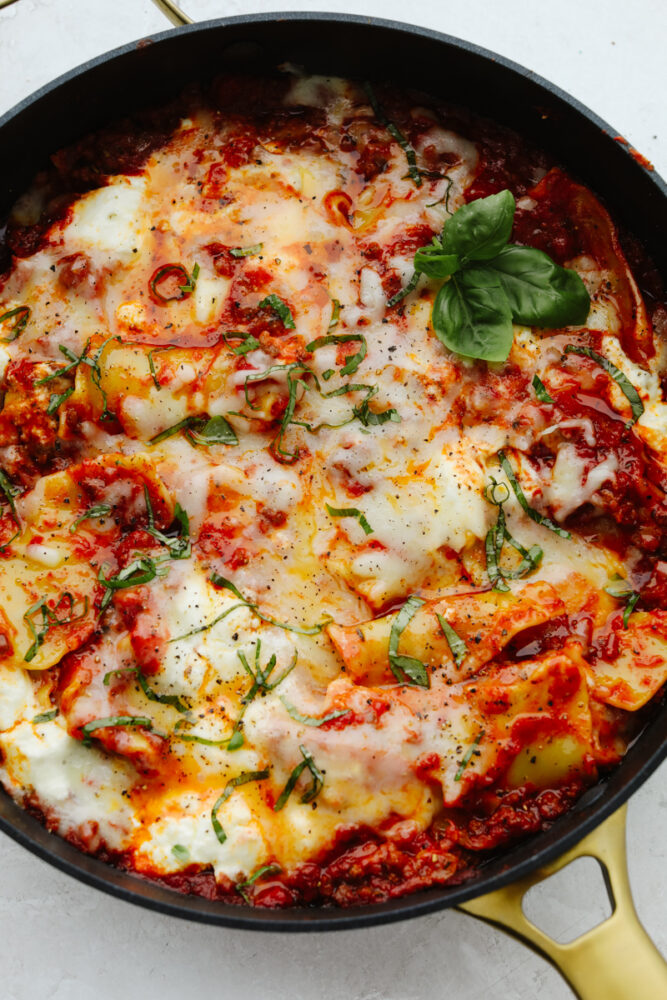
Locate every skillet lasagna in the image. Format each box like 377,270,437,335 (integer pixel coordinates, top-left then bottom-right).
0,72,665,907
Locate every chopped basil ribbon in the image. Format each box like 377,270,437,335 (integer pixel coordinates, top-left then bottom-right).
279,695,349,727
387,270,420,309
149,262,199,303
409,190,590,361
532,374,554,403
35,336,117,421
103,666,189,714
46,386,74,415
235,864,282,901
143,486,191,560
564,345,644,425
498,450,571,539
81,715,153,746
484,478,543,592
23,593,88,662
325,503,373,535
171,844,190,863
98,556,167,612
0,468,21,521
209,572,330,636
604,575,641,629
223,331,261,356
147,345,178,390
211,770,270,844
426,176,454,212
436,614,468,667
230,244,263,258
69,503,112,533
227,642,298,751
0,305,30,342
352,397,400,427
258,294,296,330
455,730,485,781
363,82,422,187
306,332,367,377
388,595,429,687
273,745,324,811
328,299,341,333
32,709,58,724
150,413,238,448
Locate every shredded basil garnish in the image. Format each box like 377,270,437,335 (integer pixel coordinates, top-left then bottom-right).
353,397,401,427
230,244,263,258
226,642,297,751
363,82,422,187
69,503,112,533
279,695,349,727
235,864,281,901
209,573,330,636
150,414,238,448
388,595,429,687
142,486,191,560
223,331,261,356
622,592,640,628
605,575,640,629
426,176,454,212
532,374,554,403
498,451,571,539
171,844,190,862
455,730,484,781
32,709,58,724
436,614,468,667
564,345,644,425
258,294,296,330
46,386,74,415
325,503,373,535
484,478,543,592
149,262,199,303
306,332,367,377
103,666,189,714
328,299,341,333
211,770,270,844
274,745,324,811
147,345,179,390
98,556,167,612
23,593,88,662
0,468,21,521
81,715,153,746
0,305,30,343
387,270,420,308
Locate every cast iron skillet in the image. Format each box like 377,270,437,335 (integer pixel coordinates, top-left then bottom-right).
0,10,666,943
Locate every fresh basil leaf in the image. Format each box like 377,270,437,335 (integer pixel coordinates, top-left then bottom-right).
564,345,644,425
388,595,429,687
211,770,270,844
325,503,373,535
498,451,571,538
32,709,58,724
455,730,484,781
432,271,514,362
435,614,468,667
279,695,349,727
487,244,590,327
187,415,238,447
441,190,515,261
258,294,296,330
532,374,554,403
414,242,459,280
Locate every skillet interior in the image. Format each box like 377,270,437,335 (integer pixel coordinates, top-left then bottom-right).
0,12,665,930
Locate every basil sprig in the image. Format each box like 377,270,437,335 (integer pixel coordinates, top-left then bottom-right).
411,190,590,361
564,345,644,425
388,595,429,687
273,745,324,811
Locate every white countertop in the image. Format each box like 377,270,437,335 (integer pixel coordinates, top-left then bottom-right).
0,2,665,998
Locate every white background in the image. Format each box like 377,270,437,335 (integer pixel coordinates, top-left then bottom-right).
0,2,665,998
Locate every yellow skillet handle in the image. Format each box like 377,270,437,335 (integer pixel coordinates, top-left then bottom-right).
149,0,192,26
458,804,667,1000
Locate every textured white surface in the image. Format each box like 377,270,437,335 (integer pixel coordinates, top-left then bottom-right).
0,1,665,998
